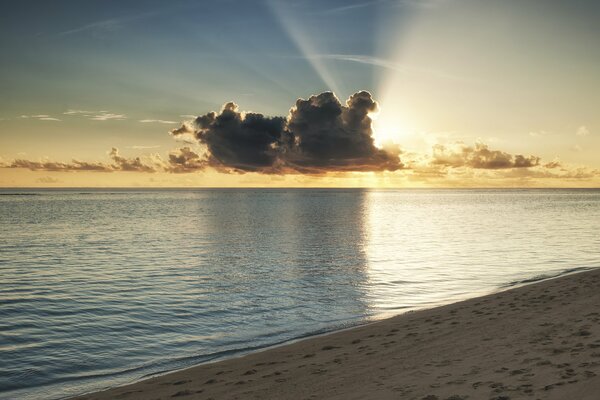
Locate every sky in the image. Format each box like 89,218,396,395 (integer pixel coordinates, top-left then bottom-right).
1,0,599,187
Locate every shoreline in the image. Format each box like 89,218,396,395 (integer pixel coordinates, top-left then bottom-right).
71,267,600,400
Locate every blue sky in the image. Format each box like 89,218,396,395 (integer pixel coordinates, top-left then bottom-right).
1,0,599,187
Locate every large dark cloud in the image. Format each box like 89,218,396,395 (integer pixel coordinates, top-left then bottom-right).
170,91,403,173
195,102,288,171
285,91,402,172
431,143,540,169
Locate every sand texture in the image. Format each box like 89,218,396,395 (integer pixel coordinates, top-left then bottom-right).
72,268,600,400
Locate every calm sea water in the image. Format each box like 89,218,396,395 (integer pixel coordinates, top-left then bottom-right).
1,188,599,399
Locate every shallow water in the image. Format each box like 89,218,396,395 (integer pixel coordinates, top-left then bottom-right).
0,188,598,399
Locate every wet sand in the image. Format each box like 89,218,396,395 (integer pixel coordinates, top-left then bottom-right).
72,268,600,400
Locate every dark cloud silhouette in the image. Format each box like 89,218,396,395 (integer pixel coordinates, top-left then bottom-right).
109,147,157,172
8,148,159,173
431,143,540,169
285,91,402,172
166,147,207,173
196,103,287,171
171,91,403,173
10,159,113,172
544,161,561,169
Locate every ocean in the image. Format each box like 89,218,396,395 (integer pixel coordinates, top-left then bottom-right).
1,188,598,399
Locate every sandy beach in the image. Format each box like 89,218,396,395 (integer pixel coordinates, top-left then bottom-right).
72,268,600,400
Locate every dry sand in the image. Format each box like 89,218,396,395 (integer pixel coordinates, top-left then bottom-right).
72,268,600,400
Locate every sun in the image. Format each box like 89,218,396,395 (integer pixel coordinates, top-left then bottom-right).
371,108,407,149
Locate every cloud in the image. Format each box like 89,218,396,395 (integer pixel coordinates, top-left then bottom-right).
18,114,61,121
171,91,403,173
90,112,126,121
166,147,207,173
36,176,61,184
139,119,177,124
319,0,386,15
285,91,402,172
544,161,561,169
63,109,101,115
297,54,480,84
108,148,157,172
63,109,126,121
576,126,590,136
129,145,161,150
529,130,548,137
7,148,160,173
9,159,113,172
431,142,540,169
56,10,161,37
399,141,599,184
189,102,288,172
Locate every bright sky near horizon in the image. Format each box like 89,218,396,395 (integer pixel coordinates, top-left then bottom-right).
1,0,599,187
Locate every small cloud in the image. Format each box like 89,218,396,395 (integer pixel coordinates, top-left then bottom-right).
36,176,61,184
18,114,61,121
64,109,95,115
543,160,561,169
108,148,156,172
576,126,590,136
319,0,385,15
63,110,125,120
9,159,113,172
431,142,540,169
529,130,548,137
90,112,126,121
139,119,177,124
6,148,161,173
571,144,582,152
167,147,207,173
128,145,161,150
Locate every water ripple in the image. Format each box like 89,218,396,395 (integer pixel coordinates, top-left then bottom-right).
0,188,599,399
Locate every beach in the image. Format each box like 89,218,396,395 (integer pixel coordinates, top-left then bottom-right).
71,268,600,400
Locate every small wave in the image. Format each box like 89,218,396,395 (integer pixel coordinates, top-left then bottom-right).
137,322,362,381
502,266,595,288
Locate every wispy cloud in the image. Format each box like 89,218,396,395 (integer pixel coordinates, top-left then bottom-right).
529,130,549,137
56,10,159,37
63,109,103,115
576,126,590,136
36,176,61,184
19,114,61,121
6,148,163,173
315,0,443,15
318,0,387,15
139,119,177,124
300,53,481,84
129,145,161,150
63,109,126,121
89,112,126,121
